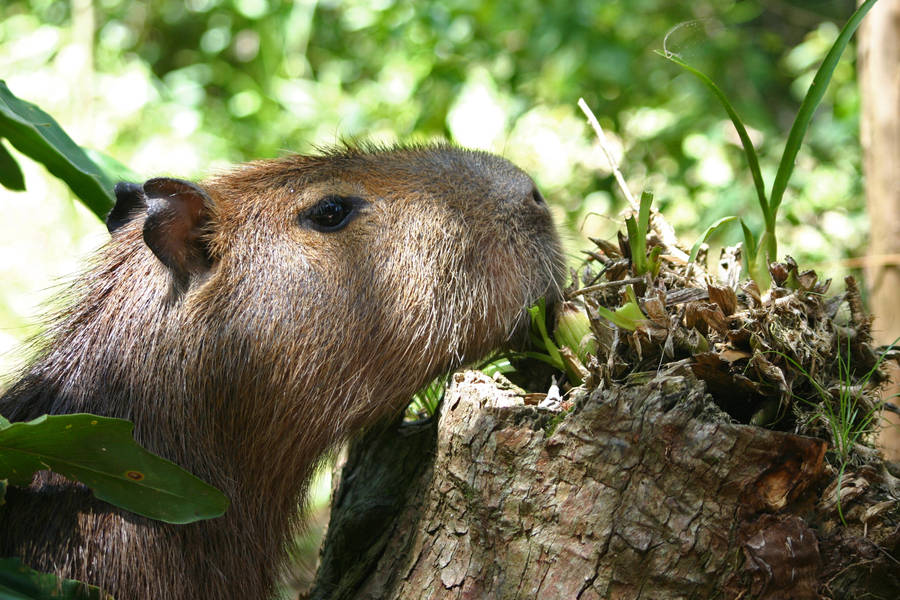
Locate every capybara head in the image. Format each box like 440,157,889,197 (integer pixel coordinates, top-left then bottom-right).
0,144,564,600
104,144,564,436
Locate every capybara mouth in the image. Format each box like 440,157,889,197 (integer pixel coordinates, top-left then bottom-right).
507,256,566,351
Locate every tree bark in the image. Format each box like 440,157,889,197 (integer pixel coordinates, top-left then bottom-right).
860,0,900,459
309,370,900,599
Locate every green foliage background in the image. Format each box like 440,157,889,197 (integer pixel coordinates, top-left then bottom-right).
0,1,871,594
0,0,864,370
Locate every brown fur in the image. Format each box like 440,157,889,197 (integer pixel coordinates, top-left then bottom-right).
0,144,563,599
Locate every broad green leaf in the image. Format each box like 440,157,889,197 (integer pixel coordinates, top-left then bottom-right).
689,216,738,264
0,558,108,600
84,149,140,184
0,414,228,524
0,140,25,191
0,81,114,219
768,0,880,249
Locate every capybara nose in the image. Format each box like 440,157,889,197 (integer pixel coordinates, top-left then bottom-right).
530,186,547,207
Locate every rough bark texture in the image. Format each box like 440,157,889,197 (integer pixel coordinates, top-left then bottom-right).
860,0,900,459
309,370,900,599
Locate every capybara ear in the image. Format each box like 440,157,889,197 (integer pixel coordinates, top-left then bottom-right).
141,177,213,288
107,181,146,234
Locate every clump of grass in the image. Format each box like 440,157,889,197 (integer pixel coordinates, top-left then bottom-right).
777,336,894,525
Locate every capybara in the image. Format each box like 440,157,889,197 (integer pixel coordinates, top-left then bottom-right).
0,144,564,599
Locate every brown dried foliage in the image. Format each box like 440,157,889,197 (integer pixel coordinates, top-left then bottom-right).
572,232,886,442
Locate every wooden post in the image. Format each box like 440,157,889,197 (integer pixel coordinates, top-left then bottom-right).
859,0,900,460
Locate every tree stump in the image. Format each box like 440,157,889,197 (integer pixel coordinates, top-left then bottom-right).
309,370,900,599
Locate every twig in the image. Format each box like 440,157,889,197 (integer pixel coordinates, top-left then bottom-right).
577,98,639,212
569,277,646,298
578,98,690,263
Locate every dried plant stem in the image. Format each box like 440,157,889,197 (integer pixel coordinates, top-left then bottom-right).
577,97,638,212
577,97,690,263
568,277,647,298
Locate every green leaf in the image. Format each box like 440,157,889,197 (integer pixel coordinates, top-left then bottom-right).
519,350,568,368
625,191,656,275
657,50,769,232
689,215,738,264
0,81,115,218
648,245,663,278
624,192,662,276
0,140,25,191
595,303,643,331
408,374,448,419
740,219,757,263
553,302,598,364
595,288,647,332
624,284,640,306
768,0,879,254
625,214,643,274
637,190,652,239
478,356,514,377
0,558,108,600
0,414,228,524
741,220,769,291
84,149,141,184
528,299,564,369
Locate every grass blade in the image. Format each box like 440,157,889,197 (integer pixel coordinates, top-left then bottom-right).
689,215,737,264
638,190,653,239
625,215,645,274
767,0,879,251
657,50,768,230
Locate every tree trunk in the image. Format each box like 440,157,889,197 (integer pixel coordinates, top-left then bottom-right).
860,0,900,459
308,370,900,599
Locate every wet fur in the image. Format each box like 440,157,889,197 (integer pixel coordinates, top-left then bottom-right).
0,144,564,599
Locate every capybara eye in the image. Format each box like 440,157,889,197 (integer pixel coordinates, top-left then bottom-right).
305,196,356,231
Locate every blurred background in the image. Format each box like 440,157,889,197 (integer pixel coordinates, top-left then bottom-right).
0,0,865,376
0,0,875,593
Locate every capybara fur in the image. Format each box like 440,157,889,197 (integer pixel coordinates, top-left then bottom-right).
0,144,564,599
